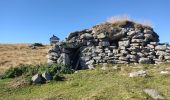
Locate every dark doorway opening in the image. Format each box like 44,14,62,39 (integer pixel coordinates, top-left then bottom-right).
67,47,81,70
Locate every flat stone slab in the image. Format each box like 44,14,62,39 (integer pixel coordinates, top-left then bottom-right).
144,89,165,100
129,70,147,77
160,71,170,75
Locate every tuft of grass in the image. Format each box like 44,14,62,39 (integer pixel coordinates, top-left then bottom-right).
106,15,152,28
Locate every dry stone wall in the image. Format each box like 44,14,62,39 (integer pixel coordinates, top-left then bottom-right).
47,21,170,69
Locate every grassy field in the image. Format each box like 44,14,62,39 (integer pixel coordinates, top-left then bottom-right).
0,44,49,72
0,64,170,100
0,44,170,100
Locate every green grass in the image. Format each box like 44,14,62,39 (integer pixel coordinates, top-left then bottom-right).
0,64,170,100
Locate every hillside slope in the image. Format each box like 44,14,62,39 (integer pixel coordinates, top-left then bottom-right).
0,64,170,100
0,44,49,72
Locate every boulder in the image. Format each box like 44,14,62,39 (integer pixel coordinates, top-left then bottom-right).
129,70,147,77
42,72,53,81
86,60,95,65
32,74,44,84
88,64,95,70
144,89,165,100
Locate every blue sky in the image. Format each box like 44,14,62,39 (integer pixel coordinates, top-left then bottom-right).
0,0,170,44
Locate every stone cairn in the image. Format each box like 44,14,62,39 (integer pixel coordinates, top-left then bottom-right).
47,20,170,69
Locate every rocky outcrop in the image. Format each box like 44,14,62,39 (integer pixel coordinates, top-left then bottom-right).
47,20,170,69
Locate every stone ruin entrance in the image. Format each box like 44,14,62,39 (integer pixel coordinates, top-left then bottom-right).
66,47,81,70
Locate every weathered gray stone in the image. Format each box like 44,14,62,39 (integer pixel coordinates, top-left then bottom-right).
139,58,151,64
101,41,110,47
109,46,117,49
32,74,43,84
120,50,129,55
166,50,170,53
145,34,154,40
86,60,95,65
108,52,113,56
156,51,167,56
42,72,53,81
94,48,103,53
47,59,56,64
119,46,126,50
49,52,60,58
111,31,126,40
118,40,130,47
144,29,153,34
127,31,136,36
167,46,170,50
101,63,108,70
132,33,144,39
155,45,167,51
119,57,128,61
97,33,106,39
150,42,158,45
130,43,140,46
126,55,137,59
164,56,170,60
113,49,119,54
129,70,147,77
93,56,102,60
131,39,143,43
81,56,91,61
80,33,93,40
57,53,70,65
88,64,95,70
160,71,170,75
115,60,129,64
147,44,155,49
144,89,165,100
98,53,106,57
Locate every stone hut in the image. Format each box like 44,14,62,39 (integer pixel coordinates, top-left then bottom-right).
50,35,60,45
47,20,170,69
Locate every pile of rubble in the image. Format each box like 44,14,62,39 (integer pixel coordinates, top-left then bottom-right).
47,20,170,69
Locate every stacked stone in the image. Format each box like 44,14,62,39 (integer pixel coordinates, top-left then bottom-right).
154,44,170,64
47,44,61,64
47,21,170,69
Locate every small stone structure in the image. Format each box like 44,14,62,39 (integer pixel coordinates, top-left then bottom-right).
50,35,60,46
47,20,170,69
